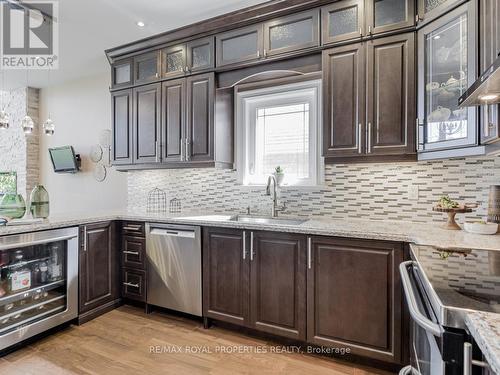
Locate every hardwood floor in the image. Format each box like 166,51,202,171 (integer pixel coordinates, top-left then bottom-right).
0,306,395,375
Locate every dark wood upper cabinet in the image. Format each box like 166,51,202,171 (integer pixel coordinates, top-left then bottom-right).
321,0,364,45
111,89,133,165
79,222,119,316
479,0,500,144
365,0,415,35
161,38,214,79
133,51,160,84
323,33,415,161
250,232,306,340
133,83,161,164
161,78,185,163
161,44,187,79
417,0,464,25
186,37,215,74
216,24,264,67
203,227,249,326
323,43,365,158
263,9,320,58
366,32,416,156
186,73,214,163
111,59,133,89
307,236,405,364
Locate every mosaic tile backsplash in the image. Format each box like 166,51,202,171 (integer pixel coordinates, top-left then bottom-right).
128,155,500,223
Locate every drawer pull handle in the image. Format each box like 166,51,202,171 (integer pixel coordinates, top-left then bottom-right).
123,226,142,231
123,282,140,288
123,251,140,255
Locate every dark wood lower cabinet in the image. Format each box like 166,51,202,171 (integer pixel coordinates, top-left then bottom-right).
78,222,120,324
250,231,306,340
203,227,249,326
307,236,405,364
203,228,406,365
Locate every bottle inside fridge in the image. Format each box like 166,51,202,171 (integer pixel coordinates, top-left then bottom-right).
0,240,67,336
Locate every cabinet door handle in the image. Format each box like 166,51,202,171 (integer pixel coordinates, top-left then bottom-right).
180,138,185,161
359,27,362,36
184,66,190,73
367,122,372,154
123,251,140,255
368,25,372,34
257,50,261,59
416,118,424,151
250,232,254,261
83,226,87,252
185,138,191,161
375,122,380,144
123,282,140,288
263,49,267,58
357,123,363,154
155,141,160,162
242,231,247,260
307,237,312,269
484,105,490,138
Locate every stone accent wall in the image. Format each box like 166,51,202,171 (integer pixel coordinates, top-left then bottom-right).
0,87,40,199
127,155,500,224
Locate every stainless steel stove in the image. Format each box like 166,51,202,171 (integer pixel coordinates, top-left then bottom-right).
399,244,499,375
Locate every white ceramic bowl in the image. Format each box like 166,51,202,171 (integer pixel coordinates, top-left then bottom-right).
464,222,499,235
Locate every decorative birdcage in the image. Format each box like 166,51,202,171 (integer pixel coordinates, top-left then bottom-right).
169,198,181,214
147,188,167,213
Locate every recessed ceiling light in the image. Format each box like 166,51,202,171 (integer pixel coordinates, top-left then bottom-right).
479,94,500,101
136,21,145,27
433,35,441,40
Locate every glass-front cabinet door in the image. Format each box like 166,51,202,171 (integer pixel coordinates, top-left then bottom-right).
216,25,263,67
162,44,187,79
366,0,415,35
418,0,463,25
321,0,364,45
263,9,320,57
134,51,160,84
111,59,132,89
186,37,214,74
417,2,477,155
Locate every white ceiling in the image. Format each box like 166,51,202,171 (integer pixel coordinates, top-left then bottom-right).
2,0,268,89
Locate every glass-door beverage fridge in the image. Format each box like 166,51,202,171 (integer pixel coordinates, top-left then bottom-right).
0,227,78,351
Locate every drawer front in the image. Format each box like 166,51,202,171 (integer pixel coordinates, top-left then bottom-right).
122,236,146,269
122,221,145,237
122,268,146,302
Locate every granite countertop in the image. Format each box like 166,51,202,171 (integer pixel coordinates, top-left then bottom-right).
0,210,500,251
465,311,500,374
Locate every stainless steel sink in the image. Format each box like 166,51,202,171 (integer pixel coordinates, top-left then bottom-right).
229,215,307,226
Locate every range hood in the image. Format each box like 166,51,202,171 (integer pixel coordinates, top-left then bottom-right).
458,54,500,107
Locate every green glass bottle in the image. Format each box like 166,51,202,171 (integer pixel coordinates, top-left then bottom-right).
30,184,50,219
0,194,26,219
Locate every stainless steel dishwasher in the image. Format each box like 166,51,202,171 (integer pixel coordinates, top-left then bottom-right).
146,223,202,316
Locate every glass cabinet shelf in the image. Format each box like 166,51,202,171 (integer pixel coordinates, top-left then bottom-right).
0,279,65,306
0,299,66,335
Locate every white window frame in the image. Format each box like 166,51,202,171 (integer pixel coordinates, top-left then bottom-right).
235,79,323,187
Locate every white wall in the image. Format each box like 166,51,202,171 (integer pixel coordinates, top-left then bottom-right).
39,74,127,215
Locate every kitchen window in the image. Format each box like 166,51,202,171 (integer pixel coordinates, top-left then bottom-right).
236,79,322,186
